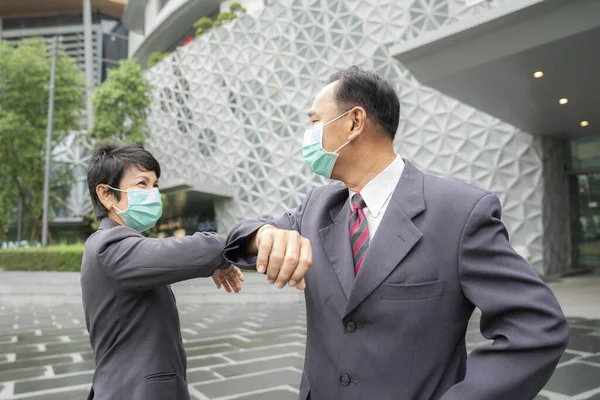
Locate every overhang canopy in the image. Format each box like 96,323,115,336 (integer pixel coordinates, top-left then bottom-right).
392,0,600,137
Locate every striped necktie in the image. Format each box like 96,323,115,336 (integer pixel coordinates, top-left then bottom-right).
349,193,370,275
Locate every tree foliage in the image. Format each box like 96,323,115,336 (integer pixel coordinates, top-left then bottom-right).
194,17,214,37
148,52,170,68
229,2,247,13
90,58,153,145
0,38,84,241
194,3,247,37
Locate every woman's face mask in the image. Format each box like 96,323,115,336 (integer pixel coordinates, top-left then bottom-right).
107,185,163,232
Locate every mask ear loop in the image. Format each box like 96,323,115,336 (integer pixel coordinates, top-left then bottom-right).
105,185,126,213
324,109,352,127
334,140,351,154
325,109,353,153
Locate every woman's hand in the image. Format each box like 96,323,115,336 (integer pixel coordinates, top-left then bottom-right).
212,264,244,293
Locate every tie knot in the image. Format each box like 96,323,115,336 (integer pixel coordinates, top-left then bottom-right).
352,194,367,211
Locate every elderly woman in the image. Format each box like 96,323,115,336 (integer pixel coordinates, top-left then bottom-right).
81,143,242,400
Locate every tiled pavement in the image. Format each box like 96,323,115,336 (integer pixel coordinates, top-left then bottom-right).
0,303,599,400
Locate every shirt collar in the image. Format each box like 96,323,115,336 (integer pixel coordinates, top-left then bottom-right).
348,155,405,218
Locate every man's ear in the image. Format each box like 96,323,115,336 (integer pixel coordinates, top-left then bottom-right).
348,106,367,142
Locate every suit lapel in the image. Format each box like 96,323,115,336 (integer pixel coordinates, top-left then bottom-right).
344,160,426,317
319,192,355,299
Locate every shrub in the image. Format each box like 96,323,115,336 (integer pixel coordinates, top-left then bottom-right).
229,2,247,13
194,17,214,36
217,12,237,24
148,52,170,68
0,244,84,272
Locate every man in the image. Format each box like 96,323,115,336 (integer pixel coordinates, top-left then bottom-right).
223,66,569,400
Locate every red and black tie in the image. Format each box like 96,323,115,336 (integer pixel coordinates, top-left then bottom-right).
349,194,370,275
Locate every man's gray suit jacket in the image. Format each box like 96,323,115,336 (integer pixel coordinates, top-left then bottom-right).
224,160,569,400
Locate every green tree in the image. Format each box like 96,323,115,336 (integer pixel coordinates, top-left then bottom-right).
90,58,152,145
229,2,247,13
216,12,237,25
0,38,84,242
194,17,214,37
194,4,246,37
148,52,170,68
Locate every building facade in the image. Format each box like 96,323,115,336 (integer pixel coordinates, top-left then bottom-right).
124,0,274,65
125,0,597,276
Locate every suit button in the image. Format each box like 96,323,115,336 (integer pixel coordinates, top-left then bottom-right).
345,321,356,333
340,374,351,386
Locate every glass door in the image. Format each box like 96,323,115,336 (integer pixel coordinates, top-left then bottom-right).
574,172,600,269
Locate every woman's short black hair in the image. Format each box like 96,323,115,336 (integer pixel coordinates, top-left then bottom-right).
87,143,161,221
328,66,400,139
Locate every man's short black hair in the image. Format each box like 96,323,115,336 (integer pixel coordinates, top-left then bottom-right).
87,143,161,221
328,66,400,139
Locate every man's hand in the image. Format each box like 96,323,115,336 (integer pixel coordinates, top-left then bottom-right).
212,265,244,293
255,225,312,290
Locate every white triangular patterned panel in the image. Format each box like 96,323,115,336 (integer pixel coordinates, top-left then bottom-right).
143,0,545,272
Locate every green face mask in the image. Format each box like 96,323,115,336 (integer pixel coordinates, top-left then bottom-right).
302,110,351,179
108,186,163,233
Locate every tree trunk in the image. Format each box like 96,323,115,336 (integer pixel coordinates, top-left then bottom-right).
30,218,42,243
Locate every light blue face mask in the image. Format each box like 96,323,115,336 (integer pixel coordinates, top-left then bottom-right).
302,110,351,179
108,185,163,233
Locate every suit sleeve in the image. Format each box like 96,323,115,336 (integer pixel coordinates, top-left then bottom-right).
97,226,228,291
223,189,313,269
441,194,569,400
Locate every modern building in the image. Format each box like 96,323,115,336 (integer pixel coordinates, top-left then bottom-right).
123,0,273,66
130,0,597,277
0,1,130,241
0,0,128,86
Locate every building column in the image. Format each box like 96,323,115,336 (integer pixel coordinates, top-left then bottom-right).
542,137,571,276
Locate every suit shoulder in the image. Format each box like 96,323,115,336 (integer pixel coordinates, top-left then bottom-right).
310,183,347,198
85,224,141,254
422,173,491,211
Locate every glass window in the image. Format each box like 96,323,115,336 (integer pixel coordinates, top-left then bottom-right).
567,136,600,171
574,173,600,270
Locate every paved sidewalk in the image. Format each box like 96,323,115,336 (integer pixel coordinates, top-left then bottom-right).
0,271,598,399
0,272,303,306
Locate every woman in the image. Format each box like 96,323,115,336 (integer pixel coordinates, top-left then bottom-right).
81,143,242,400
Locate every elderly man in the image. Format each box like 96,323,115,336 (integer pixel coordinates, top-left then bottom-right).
224,66,569,400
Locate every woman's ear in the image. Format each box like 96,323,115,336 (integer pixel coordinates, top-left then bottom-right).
96,184,113,210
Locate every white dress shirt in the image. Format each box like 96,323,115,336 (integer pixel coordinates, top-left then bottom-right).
348,155,405,239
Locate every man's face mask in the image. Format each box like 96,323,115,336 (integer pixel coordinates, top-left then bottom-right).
302,110,351,179
107,186,163,233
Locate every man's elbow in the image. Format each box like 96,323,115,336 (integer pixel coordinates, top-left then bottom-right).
555,313,570,353
542,309,570,367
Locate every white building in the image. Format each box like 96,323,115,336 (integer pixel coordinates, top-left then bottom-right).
124,0,272,65
120,0,600,277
